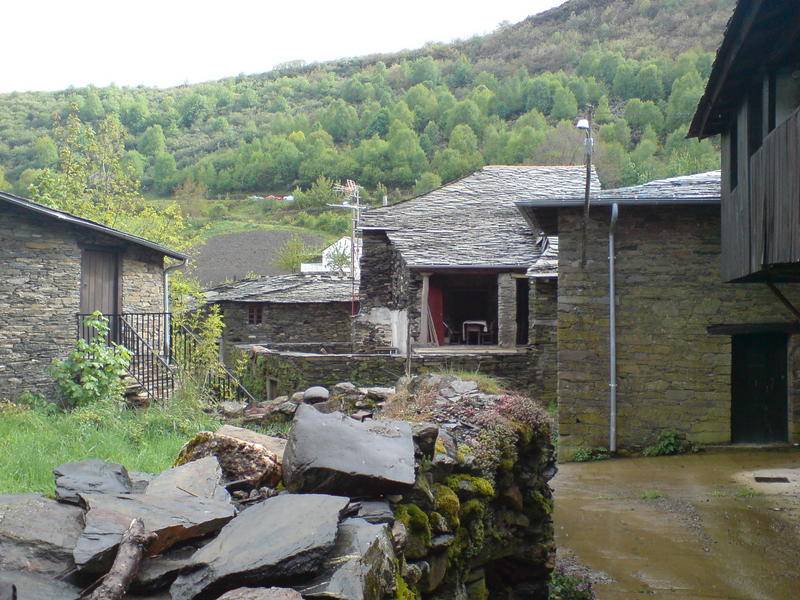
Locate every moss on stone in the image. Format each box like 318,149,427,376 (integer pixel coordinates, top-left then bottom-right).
466,576,489,600
445,474,496,499
459,498,487,521
394,503,432,560
396,572,421,600
433,483,461,529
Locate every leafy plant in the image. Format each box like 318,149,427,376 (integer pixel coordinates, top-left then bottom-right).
50,312,131,408
572,447,610,462
643,429,692,456
550,566,594,600
641,489,665,500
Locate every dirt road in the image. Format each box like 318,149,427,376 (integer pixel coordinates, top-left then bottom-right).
553,448,800,600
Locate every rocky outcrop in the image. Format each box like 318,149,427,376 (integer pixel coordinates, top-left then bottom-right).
53,459,133,504
170,494,350,600
0,375,555,600
74,492,235,573
283,404,415,496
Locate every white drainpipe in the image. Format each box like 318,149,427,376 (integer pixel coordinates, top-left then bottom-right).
609,203,619,452
163,258,189,358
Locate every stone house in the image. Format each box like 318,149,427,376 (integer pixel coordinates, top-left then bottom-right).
0,191,187,400
205,273,358,357
517,171,800,459
354,165,595,400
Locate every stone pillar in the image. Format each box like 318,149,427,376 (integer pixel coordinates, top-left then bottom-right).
497,273,517,347
419,273,432,345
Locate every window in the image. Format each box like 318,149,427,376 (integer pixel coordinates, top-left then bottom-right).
247,305,263,325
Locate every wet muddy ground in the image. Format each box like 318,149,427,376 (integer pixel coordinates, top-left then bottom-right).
552,448,800,600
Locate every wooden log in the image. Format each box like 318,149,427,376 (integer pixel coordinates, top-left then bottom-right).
83,518,155,600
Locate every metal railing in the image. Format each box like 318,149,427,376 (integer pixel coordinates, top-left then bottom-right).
118,315,175,401
171,323,257,404
75,312,257,404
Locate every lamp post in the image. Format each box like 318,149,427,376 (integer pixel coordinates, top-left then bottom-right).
576,115,593,267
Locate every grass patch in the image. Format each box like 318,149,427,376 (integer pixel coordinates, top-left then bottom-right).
642,430,693,457
734,486,762,498
436,370,505,395
641,489,665,500
0,384,221,495
550,566,594,600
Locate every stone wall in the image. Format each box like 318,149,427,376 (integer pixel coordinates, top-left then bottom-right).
530,278,558,410
219,301,353,358
557,206,800,458
354,231,421,350
0,203,167,401
497,273,517,347
249,347,540,399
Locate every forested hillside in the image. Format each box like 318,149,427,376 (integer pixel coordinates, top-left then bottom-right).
0,0,733,207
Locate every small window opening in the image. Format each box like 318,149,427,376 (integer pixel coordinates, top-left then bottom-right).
748,84,763,157
248,305,263,325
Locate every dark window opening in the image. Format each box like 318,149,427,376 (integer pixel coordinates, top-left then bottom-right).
266,377,278,401
748,83,763,157
248,305,263,325
430,273,499,345
730,119,739,190
515,278,530,345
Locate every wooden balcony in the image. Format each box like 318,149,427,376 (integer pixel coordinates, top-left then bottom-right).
740,106,800,281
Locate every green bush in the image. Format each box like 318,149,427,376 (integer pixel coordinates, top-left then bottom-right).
643,429,692,456
51,312,131,408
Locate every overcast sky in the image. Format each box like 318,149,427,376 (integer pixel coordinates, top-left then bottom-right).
2,0,565,93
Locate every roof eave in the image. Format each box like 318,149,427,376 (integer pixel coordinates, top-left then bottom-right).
0,192,188,260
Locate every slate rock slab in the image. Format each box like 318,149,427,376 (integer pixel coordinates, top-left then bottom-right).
218,588,303,599
74,493,235,574
0,494,84,576
170,494,349,600
53,459,132,504
132,545,200,594
215,425,287,463
283,405,415,496
354,500,395,525
300,518,396,600
175,430,282,488
0,569,81,600
303,386,330,404
145,456,231,503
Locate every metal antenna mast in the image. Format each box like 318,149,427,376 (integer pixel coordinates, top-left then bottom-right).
327,180,362,317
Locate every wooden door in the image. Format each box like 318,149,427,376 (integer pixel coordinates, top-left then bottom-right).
80,249,119,340
731,333,788,443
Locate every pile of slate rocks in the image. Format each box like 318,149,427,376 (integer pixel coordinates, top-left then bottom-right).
0,377,556,600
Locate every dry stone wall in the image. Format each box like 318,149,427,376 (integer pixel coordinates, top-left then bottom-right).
557,206,800,457
220,302,353,354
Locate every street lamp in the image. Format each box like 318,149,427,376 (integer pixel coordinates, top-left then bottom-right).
576,115,593,267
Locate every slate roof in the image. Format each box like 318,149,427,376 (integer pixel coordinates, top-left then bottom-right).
515,171,721,208
0,190,188,260
205,273,357,304
526,237,558,278
360,165,598,269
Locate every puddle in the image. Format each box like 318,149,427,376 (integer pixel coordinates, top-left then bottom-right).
553,449,800,600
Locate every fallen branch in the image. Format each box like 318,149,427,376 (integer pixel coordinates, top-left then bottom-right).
83,518,155,600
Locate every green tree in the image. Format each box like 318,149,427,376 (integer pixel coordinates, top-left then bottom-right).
386,120,428,186
414,171,442,195
178,93,209,128
624,99,664,133
0,166,9,190
33,135,58,168
409,57,440,86
138,124,167,157
550,86,579,121
79,89,105,122
319,99,359,143
152,152,178,194
275,234,319,272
